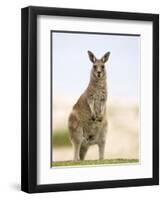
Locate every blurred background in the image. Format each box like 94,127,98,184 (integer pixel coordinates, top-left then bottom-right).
52,31,140,162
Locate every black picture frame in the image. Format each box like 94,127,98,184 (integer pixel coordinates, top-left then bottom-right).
21,6,159,193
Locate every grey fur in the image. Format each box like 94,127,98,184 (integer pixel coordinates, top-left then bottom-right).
68,51,110,160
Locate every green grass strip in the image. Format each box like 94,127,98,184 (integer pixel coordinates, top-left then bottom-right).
52,159,139,167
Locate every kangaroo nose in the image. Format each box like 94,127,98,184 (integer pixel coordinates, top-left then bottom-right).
97,72,101,77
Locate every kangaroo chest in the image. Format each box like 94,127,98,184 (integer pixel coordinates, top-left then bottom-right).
92,87,107,114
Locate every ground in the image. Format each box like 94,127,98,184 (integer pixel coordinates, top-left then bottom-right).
52,158,139,167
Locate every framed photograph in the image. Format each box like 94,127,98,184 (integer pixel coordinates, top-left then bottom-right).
21,6,159,193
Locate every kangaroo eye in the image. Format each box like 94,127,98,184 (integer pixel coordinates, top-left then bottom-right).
93,65,97,69
101,65,104,69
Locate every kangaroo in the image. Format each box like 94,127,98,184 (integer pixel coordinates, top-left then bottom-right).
68,51,110,161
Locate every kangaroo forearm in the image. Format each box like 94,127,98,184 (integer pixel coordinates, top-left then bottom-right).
87,99,96,118
100,104,105,116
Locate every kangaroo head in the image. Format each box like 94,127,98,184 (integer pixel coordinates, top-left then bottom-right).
88,50,110,79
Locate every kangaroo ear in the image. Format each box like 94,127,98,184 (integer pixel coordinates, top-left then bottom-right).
101,52,110,63
88,50,97,63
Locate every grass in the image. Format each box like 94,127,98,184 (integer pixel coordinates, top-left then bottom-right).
52,129,71,147
52,159,139,167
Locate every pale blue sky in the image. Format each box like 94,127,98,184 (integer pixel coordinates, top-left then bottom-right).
52,31,140,98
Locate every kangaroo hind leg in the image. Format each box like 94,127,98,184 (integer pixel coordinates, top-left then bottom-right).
98,124,107,160
68,111,83,161
80,143,89,160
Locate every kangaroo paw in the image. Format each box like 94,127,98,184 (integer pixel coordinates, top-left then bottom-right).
97,116,103,122
90,113,96,121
